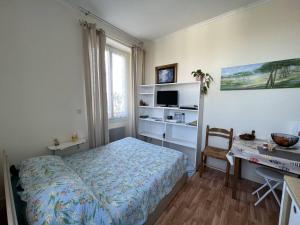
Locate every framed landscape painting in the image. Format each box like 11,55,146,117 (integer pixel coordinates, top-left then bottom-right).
221,58,300,90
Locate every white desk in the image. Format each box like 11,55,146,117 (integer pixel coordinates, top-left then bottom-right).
227,138,300,199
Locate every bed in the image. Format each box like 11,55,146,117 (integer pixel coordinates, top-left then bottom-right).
3,137,188,225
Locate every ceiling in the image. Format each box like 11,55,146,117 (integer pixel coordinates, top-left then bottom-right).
70,0,262,40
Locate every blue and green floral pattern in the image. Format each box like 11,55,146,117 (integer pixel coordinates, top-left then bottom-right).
18,138,187,225
18,156,113,225
63,137,187,225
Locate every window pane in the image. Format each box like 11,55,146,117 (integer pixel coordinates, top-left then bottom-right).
112,52,128,118
105,50,112,119
105,46,129,120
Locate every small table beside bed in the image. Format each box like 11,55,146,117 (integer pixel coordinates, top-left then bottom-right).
3,137,188,225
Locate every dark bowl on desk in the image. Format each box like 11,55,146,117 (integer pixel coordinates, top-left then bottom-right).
271,133,299,148
239,133,255,141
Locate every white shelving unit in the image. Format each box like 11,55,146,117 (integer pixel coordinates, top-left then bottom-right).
138,82,204,176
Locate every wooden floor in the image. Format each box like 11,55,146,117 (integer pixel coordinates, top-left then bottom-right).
155,168,279,225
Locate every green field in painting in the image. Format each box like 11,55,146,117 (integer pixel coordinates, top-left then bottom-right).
221,59,300,90
221,70,300,90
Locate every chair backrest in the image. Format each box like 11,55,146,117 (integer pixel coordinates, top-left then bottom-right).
205,125,234,151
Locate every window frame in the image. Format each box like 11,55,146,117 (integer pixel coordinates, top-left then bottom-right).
105,44,131,122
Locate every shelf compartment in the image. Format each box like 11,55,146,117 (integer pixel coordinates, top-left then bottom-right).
165,121,197,128
140,81,200,87
138,106,198,112
165,137,196,148
139,118,164,124
139,132,164,141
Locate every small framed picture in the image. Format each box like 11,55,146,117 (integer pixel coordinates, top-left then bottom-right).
155,63,177,84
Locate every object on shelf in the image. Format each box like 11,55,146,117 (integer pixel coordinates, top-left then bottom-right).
139,115,149,119
71,131,78,142
179,105,198,110
53,138,60,146
150,117,163,121
174,112,185,123
166,119,179,123
139,100,148,106
239,130,256,141
167,115,173,120
271,133,299,148
157,91,178,107
187,120,198,126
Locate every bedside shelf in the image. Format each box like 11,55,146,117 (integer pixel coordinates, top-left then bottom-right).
48,138,86,151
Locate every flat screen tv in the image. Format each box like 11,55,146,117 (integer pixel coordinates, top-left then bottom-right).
157,91,178,107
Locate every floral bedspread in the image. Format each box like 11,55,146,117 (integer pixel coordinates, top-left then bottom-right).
18,156,113,225
18,138,187,225
63,137,187,225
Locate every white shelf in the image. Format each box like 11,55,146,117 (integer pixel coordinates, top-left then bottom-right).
155,81,200,86
139,132,196,149
165,121,197,128
139,118,197,128
157,106,198,112
138,106,198,112
140,84,155,87
139,132,164,141
48,138,86,151
165,137,196,148
139,118,164,124
139,106,157,109
139,81,200,87
138,80,203,175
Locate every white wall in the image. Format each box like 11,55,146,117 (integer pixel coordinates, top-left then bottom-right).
0,0,140,199
0,0,88,198
144,0,300,182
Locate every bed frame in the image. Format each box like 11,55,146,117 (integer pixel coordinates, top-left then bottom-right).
2,150,187,225
2,150,18,225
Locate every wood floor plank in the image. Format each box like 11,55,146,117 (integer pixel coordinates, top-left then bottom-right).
156,168,279,225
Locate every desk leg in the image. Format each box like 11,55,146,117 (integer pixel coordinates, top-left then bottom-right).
232,157,241,199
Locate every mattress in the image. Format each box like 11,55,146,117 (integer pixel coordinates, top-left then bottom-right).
17,137,187,225
63,137,188,225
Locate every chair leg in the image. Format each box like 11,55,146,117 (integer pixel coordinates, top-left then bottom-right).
266,179,282,206
252,182,268,196
199,152,204,177
254,178,282,206
203,155,207,169
225,161,230,187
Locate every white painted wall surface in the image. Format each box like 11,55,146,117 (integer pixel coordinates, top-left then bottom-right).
144,0,300,182
0,0,140,199
0,0,88,198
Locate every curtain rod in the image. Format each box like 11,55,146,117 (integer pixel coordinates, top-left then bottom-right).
78,6,143,48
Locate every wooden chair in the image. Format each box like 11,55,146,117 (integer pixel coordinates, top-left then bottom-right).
199,125,234,187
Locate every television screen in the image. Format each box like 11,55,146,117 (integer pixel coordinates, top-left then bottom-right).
157,91,178,107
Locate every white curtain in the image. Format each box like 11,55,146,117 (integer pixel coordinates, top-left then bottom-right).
82,23,109,148
130,46,145,137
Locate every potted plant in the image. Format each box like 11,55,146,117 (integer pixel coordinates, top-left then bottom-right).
191,69,213,94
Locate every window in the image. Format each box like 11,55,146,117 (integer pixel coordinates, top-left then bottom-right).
105,45,130,120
